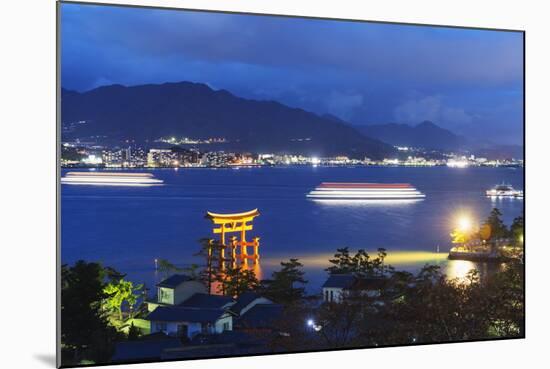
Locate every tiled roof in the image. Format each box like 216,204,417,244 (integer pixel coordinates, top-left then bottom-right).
180,293,234,309
229,292,264,315
322,274,389,290
321,274,356,289
156,274,194,288
236,304,283,329
353,277,388,290
146,306,226,323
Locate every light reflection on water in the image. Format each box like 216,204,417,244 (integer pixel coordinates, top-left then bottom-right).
254,251,492,289
61,166,523,293
146,253,495,294
260,250,447,268
446,260,477,280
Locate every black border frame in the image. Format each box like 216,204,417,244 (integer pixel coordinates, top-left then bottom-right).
56,1,526,368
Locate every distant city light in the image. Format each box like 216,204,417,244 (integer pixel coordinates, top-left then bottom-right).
82,154,103,165
61,139,523,170
447,159,469,168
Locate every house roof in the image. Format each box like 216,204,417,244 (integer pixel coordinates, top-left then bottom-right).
236,304,283,329
112,335,182,362
229,292,269,315
157,274,193,288
322,274,356,289
322,274,389,290
180,293,234,309
353,277,388,290
146,306,226,323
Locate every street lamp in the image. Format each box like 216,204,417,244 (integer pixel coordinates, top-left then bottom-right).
306,319,322,332
458,216,472,232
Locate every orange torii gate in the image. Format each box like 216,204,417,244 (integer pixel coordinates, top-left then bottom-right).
205,209,261,266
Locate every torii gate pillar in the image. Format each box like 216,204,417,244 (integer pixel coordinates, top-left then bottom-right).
205,209,261,265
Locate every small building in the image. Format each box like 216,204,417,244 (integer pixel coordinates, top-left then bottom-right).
234,304,283,333
146,306,233,339
147,274,207,312
228,292,282,333
322,274,388,303
229,292,274,317
322,274,356,303
180,293,235,310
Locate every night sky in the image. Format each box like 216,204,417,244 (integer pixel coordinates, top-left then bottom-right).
60,3,524,144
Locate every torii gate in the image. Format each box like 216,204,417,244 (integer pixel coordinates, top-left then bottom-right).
205,209,261,266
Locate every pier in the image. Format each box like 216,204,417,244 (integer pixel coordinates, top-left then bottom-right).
448,242,523,263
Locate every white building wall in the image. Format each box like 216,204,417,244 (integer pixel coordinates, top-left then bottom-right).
214,315,233,333
150,321,203,339
322,287,380,303
323,287,344,303
173,281,208,305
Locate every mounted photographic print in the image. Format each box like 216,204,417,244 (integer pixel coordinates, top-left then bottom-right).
57,1,525,367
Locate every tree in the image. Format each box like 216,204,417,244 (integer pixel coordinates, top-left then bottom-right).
61,261,122,365
484,208,509,241
156,259,182,278
326,247,393,277
182,263,201,279
103,279,143,321
450,228,470,245
261,259,308,305
127,322,140,341
262,304,322,352
369,248,394,277
315,299,364,347
216,266,259,297
484,261,524,336
197,238,225,294
510,215,524,246
326,247,355,274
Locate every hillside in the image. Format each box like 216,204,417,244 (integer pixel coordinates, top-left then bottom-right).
61,82,395,159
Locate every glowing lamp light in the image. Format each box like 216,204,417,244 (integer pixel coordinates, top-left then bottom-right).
307,319,314,327
458,216,472,232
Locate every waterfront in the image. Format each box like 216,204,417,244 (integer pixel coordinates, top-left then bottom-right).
61,166,523,292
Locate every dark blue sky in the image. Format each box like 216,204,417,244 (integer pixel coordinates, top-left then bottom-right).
60,3,524,144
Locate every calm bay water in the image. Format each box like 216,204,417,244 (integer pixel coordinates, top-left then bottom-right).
61,166,524,292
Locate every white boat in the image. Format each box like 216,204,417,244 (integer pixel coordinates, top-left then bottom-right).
486,183,523,198
61,172,164,186
306,182,425,200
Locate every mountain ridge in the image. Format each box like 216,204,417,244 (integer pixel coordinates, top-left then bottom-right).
61,82,395,159
357,121,466,151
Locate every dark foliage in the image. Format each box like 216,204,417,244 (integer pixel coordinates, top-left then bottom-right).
260,259,308,305
61,261,123,365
